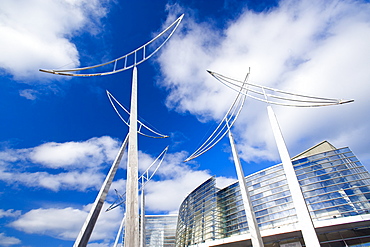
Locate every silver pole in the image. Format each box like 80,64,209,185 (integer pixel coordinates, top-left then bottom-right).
113,213,125,247
228,130,264,247
267,105,320,247
73,135,128,247
140,184,145,247
124,66,140,247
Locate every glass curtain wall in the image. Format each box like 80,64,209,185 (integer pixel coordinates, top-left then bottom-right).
218,164,299,238
175,145,370,246
145,215,178,247
293,147,370,221
175,177,221,247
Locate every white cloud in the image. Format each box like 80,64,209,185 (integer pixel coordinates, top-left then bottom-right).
158,0,370,168
0,136,235,212
0,136,121,191
10,207,84,240
18,89,38,100
0,209,21,219
0,233,21,247
144,151,235,213
87,243,111,247
145,170,211,213
107,150,236,213
0,0,109,80
9,203,122,242
29,136,121,169
0,169,105,192
0,135,237,215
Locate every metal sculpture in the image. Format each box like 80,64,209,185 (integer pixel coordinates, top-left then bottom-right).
208,70,353,107
73,134,129,247
207,70,354,247
107,90,168,139
106,91,169,247
106,145,169,212
107,146,169,247
40,15,183,247
39,14,184,77
185,69,264,247
72,90,168,247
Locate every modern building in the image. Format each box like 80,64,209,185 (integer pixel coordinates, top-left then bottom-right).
145,214,178,247
175,141,370,247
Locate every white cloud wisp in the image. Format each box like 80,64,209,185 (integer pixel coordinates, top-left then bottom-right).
0,0,109,80
0,136,121,191
158,0,370,167
9,202,122,243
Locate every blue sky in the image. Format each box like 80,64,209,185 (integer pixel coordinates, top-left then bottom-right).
1,0,370,246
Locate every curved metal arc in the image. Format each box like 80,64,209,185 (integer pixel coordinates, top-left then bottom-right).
184,70,250,162
208,70,354,107
39,14,184,77
106,146,169,212
139,146,168,187
106,189,127,212
184,95,245,162
106,191,126,212
210,71,340,101
107,90,169,138
219,79,343,106
107,90,130,126
220,81,346,107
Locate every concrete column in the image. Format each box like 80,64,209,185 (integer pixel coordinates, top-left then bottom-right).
124,66,139,247
267,105,320,247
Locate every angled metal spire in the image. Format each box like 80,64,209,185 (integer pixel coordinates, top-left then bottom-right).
107,146,169,247
73,134,129,247
39,14,184,77
208,69,354,247
184,69,264,247
40,14,183,247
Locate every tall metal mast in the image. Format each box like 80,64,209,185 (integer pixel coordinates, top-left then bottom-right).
39,14,183,247
125,66,139,246
185,69,264,247
107,145,168,247
208,70,353,247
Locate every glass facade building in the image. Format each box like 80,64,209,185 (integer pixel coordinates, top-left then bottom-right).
175,141,370,247
145,215,178,247
176,177,222,246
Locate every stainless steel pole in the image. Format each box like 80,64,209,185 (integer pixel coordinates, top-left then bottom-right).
124,66,140,247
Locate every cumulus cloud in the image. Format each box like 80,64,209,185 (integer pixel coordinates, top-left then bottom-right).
0,136,121,191
29,136,121,169
0,0,109,80
144,151,235,213
0,209,21,219
158,0,370,167
0,170,105,191
104,149,236,213
0,233,21,247
9,203,122,243
0,135,235,213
